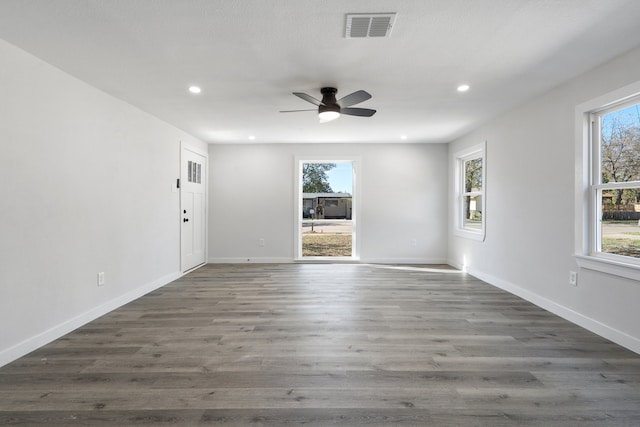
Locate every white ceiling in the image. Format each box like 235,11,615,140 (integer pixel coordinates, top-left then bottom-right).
2,0,640,144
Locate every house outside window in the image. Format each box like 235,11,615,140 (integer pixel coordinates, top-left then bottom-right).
455,142,486,241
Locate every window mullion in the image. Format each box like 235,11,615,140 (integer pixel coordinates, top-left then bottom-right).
595,181,640,190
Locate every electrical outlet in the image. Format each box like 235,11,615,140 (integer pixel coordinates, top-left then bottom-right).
569,271,577,286
97,272,105,286
259,238,265,247
410,238,417,247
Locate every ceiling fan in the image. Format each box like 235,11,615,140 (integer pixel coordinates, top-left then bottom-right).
280,87,376,122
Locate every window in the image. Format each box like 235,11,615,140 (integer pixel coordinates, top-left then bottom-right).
455,142,486,241
576,82,640,280
187,160,202,184
590,98,640,262
295,157,360,260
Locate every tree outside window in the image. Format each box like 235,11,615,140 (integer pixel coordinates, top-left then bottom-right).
464,157,483,230
595,101,640,259
455,142,486,241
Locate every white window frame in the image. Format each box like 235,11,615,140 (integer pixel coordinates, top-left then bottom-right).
575,82,640,281
293,156,361,261
454,142,486,241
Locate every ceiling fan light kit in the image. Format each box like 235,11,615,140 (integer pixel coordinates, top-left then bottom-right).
318,110,341,123
282,87,377,123
318,87,341,122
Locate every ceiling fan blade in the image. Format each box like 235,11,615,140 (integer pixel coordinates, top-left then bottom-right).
279,109,317,113
293,92,324,106
341,107,376,117
338,90,372,107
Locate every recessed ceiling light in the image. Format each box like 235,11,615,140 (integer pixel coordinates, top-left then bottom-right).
248,135,256,140
457,84,470,92
400,135,408,140
188,86,201,94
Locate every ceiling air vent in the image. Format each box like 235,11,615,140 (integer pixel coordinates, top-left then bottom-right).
345,13,396,38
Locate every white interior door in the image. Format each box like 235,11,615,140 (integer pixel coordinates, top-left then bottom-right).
181,146,207,271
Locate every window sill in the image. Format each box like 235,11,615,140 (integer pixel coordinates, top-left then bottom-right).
575,254,640,281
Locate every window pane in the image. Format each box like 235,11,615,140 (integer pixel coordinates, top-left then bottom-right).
463,195,482,230
464,158,483,192
302,220,352,257
600,103,640,183
455,143,485,240
600,188,640,259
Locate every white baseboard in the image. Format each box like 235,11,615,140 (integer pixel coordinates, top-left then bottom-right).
208,257,294,264
209,257,449,265
459,263,640,355
0,271,183,368
362,257,449,265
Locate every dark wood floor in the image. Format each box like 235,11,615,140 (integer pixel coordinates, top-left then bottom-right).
1,263,640,426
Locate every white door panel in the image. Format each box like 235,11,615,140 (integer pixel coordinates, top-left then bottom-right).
181,147,207,271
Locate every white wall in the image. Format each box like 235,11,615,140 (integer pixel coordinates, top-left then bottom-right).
448,45,640,354
208,143,448,264
0,40,206,366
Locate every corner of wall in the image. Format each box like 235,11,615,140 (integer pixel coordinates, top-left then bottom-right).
465,266,640,356
0,271,183,368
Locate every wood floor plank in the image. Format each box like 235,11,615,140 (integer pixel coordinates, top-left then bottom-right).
1,263,639,425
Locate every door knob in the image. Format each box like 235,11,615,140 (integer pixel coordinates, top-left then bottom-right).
183,218,189,222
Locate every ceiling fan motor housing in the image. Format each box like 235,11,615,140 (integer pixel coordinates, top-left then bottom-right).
319,87,340,113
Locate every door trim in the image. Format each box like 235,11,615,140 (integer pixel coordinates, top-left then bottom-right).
180,141,208,272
